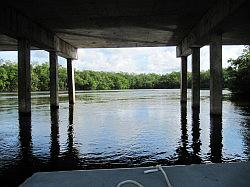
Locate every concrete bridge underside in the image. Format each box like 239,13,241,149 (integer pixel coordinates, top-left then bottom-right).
0,0,250,115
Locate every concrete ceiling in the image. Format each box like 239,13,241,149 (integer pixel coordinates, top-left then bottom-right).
1,0,250,49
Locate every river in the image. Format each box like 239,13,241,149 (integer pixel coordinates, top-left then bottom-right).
0,89,249,186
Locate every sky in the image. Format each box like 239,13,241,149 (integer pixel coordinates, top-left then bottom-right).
0,45,245,74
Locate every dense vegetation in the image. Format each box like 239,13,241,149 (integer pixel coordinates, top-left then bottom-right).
226,47,250,96
0,61,213,91
0,47,249,95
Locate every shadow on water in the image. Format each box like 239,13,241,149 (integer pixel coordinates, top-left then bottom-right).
59,105,81,170
1,90,250,186
17,115,34,186
1,115,34,186
209,115,223,163
50,109,60,169
49,106,81,171
175,105,202,165
191,108,202,164
175,104,190,164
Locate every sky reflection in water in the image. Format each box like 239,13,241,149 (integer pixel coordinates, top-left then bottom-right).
0,89,249,186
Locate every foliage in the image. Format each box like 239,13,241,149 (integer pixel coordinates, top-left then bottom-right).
226,47,250,95
0,57,246,92
0,61,18,91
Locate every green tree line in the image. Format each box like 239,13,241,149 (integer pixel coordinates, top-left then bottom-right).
0,61,213,91
0,47,249,95
226,47,250,96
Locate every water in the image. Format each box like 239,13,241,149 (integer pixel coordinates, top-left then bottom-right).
0,89,249,186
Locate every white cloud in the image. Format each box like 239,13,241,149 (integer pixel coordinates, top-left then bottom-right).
73,47,181,74
0,45,246,74
188,45,245,72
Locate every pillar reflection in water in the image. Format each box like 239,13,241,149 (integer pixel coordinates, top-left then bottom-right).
18,114,34,184
210,115,223,163
191,108,201,163
67,105,75,153
50,109,60,164
19,115,32,161
175,104,190,164
62,105,80,169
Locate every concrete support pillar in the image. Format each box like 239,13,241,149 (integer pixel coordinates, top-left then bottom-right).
67,59,75,104
49,51,59,109
180,56,188,104
191,48,200,109
18,39,31,115
210,34,222,115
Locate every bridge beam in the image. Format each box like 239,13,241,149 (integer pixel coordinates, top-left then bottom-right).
176,0,246,57
0,5,77,59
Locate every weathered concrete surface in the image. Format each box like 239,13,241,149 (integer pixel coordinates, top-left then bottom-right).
191,48,200,109
21,162,250,187
0,5,77,59
176,0,247,57
49,52,59,109
1,0,250,50
210,34,222,115
18,39,31,114
180,56,187,103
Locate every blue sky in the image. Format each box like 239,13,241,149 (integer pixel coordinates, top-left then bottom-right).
0,46,245,74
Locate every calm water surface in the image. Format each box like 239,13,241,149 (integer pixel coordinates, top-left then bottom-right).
0,89,249,186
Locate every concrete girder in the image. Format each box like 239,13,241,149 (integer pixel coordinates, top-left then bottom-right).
176,0,246,57
0,5,77,59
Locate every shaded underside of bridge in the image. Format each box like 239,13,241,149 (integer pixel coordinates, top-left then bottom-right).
1,0,250,115
1,0,250,52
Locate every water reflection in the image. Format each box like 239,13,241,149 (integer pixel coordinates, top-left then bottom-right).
18,115,34,186
19,115,33,161
191,108,202,163
50,109,60,168
210,115,223,163
0,90,249,187
61,105,81,170
67,105,75,153
175,105,202,164
175,104,190,164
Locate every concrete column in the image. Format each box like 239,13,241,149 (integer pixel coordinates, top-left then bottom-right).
50,51,59,109
18,39,31,115
67,59,75,104
180,56,188,103
191,48,200,109
210,34,222,115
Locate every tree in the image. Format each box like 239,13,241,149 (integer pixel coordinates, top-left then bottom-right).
226,46,250,96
